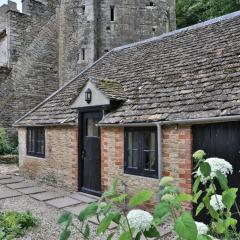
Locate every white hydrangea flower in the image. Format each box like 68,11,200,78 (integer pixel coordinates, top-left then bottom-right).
127,209,153,232
196,157,233,183
195,221,209,235
210,194,225,211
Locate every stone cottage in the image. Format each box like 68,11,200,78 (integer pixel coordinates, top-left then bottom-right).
0,0,175,136
14,11,240,201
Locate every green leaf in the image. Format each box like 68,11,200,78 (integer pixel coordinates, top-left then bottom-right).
119,230,132,240
215,219,226,234
128,190,153,208
222,188,238,210
226,217,237,229
193,190,202,204
102,203,112,215
97,214,113,235
216,171,229,191
84,224,90,240
135,232,142,240
58,212,72,227
112,211,121,224
174,212,198,240
197,235,212,240
111,194,127,203
154,201,171,220
60,229,71,240
203,196,219,220
143,226,160,238
193,176,201,194
199,162,211,178
107,233,115,240
175,193,192,203
195,202,204,216
78,203,98,222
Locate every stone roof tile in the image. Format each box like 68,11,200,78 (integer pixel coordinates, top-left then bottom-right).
14,11,240,126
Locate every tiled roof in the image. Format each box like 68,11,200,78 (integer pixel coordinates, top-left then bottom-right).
14,11,240,126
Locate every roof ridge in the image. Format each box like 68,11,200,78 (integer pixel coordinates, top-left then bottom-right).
113,10,240,52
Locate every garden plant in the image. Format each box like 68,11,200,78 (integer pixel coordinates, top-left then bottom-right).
58,150,240,240
0,211,38,240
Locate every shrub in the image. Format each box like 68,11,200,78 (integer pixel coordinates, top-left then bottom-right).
0,128,10,155
0,129,18,155
0,211,38,239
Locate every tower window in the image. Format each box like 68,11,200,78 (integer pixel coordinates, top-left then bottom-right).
106,26,111,31
82,48,85,61
146,1,154,6
110,6,115,21
152,27,156,32
81,5,85,14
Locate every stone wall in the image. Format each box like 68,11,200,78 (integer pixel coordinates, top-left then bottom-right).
58,0,176,86
0,1,17,31
18,126,78,190
101,125,192,202
7,0,58,67
0,33,7,66
0,11,59,136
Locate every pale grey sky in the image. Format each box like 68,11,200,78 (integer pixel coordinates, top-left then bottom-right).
0,0,21,11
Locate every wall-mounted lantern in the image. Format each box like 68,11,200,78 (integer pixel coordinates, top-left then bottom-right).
85,88,92,104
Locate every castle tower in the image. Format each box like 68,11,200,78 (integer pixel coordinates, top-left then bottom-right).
58,0,176,86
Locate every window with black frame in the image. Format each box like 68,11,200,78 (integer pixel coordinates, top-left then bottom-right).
124,127,158,178
27,127,45,157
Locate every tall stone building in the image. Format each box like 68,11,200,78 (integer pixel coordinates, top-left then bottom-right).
0,0,176,136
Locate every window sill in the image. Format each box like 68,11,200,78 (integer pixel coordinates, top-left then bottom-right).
124,169,158,179
26,153,45,159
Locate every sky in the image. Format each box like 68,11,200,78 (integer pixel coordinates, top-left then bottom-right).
0,0,22,11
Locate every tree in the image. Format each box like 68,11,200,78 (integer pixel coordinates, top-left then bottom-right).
176,0,240,28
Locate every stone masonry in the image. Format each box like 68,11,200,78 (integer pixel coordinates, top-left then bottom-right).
101,126,192,203
18,124,192,199
0,0,176,136
18,126,78,190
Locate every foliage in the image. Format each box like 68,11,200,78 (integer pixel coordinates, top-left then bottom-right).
176,0,240,28
0,211,38,239
58,150,240,240
0,128,18,155
192,151,240,239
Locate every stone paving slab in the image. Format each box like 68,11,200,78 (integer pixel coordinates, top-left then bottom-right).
31,191,64,201
46,197,80,209
89,215,117,230
70,193,98,203
7,182,36,190
64,203,88,215
0,174,12,180
17,186,46,195
0,189,22,199
0,177,24,184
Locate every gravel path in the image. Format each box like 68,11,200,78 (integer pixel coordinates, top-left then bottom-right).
0,164,175,239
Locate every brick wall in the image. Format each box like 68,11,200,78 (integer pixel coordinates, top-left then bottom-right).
101,125,192,201
18,126,78,191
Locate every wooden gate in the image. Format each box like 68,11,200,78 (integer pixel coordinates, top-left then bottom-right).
192,122,240,222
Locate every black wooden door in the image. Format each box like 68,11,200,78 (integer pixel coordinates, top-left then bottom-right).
80,112,102,196
192,122,240,222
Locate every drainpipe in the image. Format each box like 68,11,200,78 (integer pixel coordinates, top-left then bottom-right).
156,123,163,180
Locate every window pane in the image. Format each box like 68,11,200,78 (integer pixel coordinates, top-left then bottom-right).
127,131,138,168
143,131,156,171
87,118,99,137
27,128,45,157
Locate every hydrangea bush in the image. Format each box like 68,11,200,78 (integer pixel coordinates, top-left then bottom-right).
58,150,240,240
